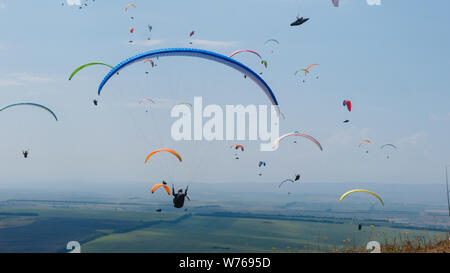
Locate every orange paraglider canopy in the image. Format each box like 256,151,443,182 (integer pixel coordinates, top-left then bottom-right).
125,3,136,11
151,184,171,195
145,149,182,164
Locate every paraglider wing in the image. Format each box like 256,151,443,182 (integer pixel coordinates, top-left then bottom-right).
304,64,319,75
274,132,323,151
295,69,307,75
145,149,182,164
228,49,262,60
144,59,155,67
139,98,155,104
69,62,114,81
177,102,193,107
0,103,58,121
264,39,279,45
97,48,279,114
339,189,384,206
261,60,268,68
343,100,352,112
151,184,171,195
358,140,371,148
332,0,339,7
279,179,295,188
125,3,136,11
380,144,397,150
230,144,244,152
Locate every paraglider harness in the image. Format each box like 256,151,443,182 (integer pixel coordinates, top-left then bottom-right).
172,185,189,208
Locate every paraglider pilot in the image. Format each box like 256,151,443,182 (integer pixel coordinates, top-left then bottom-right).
22,150,29,158
172,184,190,208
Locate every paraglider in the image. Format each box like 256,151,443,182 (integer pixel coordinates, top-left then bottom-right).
22,150,29,159
274,132,323,151
258,161,266,176
69,62,114,81
343,120,350,123
145,149,182,164
359,140,372,153
343,100,352,112
264,39,279,54
339,189,384,206
189,30,195,37
230,144,244,160
294,174,300,181
93,99,98,106
380,144,397,159
151,184,171,195
332,0,339,7
0,103,58,121
130,27,134,34
97,48,280,114
290,16,309,26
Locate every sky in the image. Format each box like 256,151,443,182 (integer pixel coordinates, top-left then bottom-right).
0,0,450,192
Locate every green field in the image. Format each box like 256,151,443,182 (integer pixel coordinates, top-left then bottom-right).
82,214,447,253
0,207,446,253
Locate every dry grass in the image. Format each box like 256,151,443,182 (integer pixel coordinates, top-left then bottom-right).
340,232,450,253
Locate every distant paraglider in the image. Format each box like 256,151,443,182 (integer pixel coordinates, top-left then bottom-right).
358,140,372,154
380,144,397,159
339,189,384,207
230,144,244,160
290,16,309,27
274,132,323,151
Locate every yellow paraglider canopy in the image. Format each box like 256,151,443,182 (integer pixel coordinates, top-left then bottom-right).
339,189,384,206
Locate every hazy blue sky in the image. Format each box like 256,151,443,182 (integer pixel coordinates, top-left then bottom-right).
0,0,449,191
